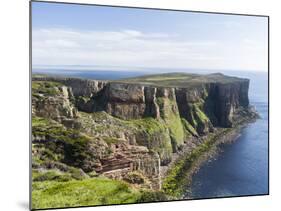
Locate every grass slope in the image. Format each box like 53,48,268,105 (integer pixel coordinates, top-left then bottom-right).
115,72,247,88
32,177,141,209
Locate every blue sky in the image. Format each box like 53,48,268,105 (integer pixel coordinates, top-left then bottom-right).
32,1,268,72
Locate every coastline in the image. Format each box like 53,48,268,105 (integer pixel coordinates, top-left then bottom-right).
31,74,260,208
161,108,259,199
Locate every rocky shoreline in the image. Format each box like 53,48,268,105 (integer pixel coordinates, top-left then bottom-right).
162,108,259,198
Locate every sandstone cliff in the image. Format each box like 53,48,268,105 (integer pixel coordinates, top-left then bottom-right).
32,72,253,190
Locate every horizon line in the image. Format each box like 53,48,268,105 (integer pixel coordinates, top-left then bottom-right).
32,65,267,73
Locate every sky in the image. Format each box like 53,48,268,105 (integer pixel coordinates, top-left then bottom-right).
32,1,268,72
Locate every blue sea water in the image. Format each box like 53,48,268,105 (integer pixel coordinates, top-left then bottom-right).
33,69,148,80
33,68,269,198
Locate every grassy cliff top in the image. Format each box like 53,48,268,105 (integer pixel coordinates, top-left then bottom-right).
32,72,249,88
115,72,248,88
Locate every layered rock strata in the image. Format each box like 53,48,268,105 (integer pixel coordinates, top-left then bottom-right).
32,73,253,190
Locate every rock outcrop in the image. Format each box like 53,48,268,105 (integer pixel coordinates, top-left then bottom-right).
32,72,253,190
33,76,107,97
32,81,78,125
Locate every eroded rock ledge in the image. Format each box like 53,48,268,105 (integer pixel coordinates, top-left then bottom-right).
32,73,256,191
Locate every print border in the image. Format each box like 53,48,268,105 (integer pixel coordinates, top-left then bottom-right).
29,1,270,210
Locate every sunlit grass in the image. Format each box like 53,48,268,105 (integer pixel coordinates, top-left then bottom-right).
32,177,142,209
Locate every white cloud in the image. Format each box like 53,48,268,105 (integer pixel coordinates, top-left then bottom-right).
32,28,267,71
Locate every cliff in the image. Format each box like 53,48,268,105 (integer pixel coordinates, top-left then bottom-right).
32,72,255,192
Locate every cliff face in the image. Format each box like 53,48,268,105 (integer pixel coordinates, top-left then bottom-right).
79,79,250,131
32,81,78,125
175,81,249,129
33,76,107,97
32,73,251,190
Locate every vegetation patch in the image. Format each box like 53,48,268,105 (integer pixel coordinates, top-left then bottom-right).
181,118,198,137
127,117,166,135
115,72,246,88
157,97,185,151
123,171,146,184
79,111,174,165
32,177,142,209
33,170,73,182
166,112,185,151
162,129,228,197
32,116,105,172
194,104,209,122
32,81,63,97
127,117,173,163
102,137,120,145
136,191,168,203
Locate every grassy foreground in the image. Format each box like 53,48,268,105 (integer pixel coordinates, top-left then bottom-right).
32,176,168,209
32,177,141,209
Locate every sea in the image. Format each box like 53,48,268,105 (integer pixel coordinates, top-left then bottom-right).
33,68,269,198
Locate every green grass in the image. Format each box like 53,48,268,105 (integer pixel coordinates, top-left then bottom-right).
32,116,104,172
76,95,91,102
127,117,166,135
184,103,211,134
33,170,73,182
156,97,185,151
194,104,209,122
136,191,168,202
115,72,248,88
32,116,91,147
79,111,175,163
102,136,121,144
126,117,173,163
166,112,185,151
32,116,50,127
123,171,146,184
181,118,198,137
162,144,209,197
32,167,90,182
32,177,142,209
32,81,63,97
33,144,61,162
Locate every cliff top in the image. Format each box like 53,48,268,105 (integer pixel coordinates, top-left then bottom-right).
32,72,249,88
115,72,249,88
